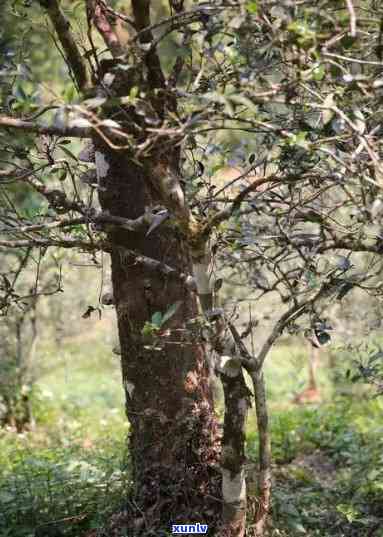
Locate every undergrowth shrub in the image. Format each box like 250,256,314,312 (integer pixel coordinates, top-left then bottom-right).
0,438,129,537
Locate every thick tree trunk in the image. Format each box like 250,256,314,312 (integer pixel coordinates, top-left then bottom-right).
95,142,221,532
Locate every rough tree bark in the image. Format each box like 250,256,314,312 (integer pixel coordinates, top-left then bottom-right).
94,140,221,531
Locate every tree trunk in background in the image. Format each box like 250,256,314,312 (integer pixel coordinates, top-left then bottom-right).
95,141,221,531
308,345,320,391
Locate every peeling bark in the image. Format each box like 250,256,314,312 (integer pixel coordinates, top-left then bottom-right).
220,371,250,537
192,252,250,537
250,370,272,537
192,254,213,311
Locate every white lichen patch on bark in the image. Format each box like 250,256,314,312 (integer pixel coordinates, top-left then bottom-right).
124,380,135,398
216,355,241,377
168,180,186,208
192,261,212,295
222,468,246,503
95,151,110,180
238,397,248,416
158,169,187,216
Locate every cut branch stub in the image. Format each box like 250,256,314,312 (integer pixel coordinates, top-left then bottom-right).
193,256,214,311
216,355,242,378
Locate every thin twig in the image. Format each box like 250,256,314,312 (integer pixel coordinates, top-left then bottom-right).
345,0,357,37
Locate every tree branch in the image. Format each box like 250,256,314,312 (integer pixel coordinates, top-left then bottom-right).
97,1,136,29
0,114,133,148
0,115,92,138
132,4,223,43
252,285,328,373
131,0,165,89
117,246,195,290
38,0,90,92
0,239,194,289
0,210,169,235
201,174,280,238
0,237,106,251
86,0,124,57
345,0,357,37
17,173,85,215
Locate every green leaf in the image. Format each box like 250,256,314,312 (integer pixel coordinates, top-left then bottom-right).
60,145,78,161
214,279,223,293
13,83,27,102
289,521,306,534
246,1,258,14
313,64,325,81
151,311,163,328
58,169,68,182
175,46,191,58
63,83,77,103
288,131,309,149
161,301,182,326
142,322,157,337
130,86,139,99
336,503,360,523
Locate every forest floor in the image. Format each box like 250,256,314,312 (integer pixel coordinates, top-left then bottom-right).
0,326,382,537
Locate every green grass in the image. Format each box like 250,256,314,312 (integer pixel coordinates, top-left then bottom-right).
0,329,130,536
1,327,383,536
0,438,130,537
35,334,127,444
